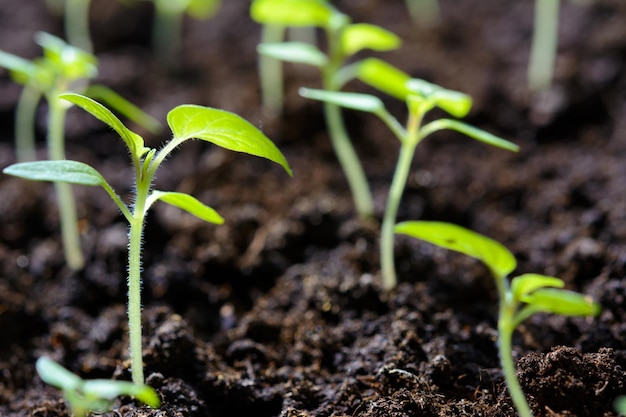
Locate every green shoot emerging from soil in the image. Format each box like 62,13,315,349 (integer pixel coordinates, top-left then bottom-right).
252,0,400,218
36,356,160,416
301,58,519,290
0,33,160,271
4,93,291,384
395,221,601,417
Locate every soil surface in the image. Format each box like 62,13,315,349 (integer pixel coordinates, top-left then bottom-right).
0,1,625,416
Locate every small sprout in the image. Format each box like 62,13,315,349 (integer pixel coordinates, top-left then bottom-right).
36,356,159,417
0,33,160,271
252,0,400,218
4,94,291,384
395,220,601,417
301,58,518,290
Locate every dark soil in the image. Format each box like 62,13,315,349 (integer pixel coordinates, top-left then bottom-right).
1,1,625,416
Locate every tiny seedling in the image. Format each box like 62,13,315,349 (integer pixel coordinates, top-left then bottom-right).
395,220,601,417
36,356,159,416
0,33,160,271
251,0,401,218
4,93,291,384
301,58,519,290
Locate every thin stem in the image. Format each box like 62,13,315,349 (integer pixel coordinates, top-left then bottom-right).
127,180,149,385
65,0,93,53
259,24,286,116
15,84,42,162
322,27,374,219
152,2,183,70
528,0,560,91
380,140,418,290
48,96,84,270
498,307,534,417
405,0,441,27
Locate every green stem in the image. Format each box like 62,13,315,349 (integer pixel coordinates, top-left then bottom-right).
153,3,183,70
380,140,417,290
259,24,286,116
528,0,560,91
405,0,441,27
48,96,84,271
15,84,42,162
65,0,93,53
127,183,149,385
498,315,534,417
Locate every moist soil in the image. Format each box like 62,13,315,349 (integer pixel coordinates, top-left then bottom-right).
0,1,625,416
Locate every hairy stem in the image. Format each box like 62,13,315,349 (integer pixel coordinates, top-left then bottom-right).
48,96,84,270
15,84,42,162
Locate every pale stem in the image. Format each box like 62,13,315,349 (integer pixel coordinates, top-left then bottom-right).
528,0,560,91
152,3,183,70
405,0,441,27
15,84,42,162
259,24,286,117
48,96,84,270
65,0,93,53
380,140,417,290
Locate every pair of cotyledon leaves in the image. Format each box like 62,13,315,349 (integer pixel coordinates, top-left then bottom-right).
4,93,292,225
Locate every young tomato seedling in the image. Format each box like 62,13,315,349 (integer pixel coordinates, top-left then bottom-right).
36,356,159,416
4,93,291,384
251,0,400,218
301,58,519,290
395,220,601,417
0,33,160,271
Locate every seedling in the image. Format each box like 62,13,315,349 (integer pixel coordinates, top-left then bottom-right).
0,33,160,271
301,58,519,290
395,220,601,417
4,93,291,384
36,356,160,416
251,0,401,218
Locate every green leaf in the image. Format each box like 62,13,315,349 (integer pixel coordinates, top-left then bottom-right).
150,191,224,224
250,0,333,27
420,119,520,152
341,24,400,56
299,88,384,113
257,42,327,67
36,357,82,392
395,221,517,279
406,79,472,117
35,32,97,80
167,105,292,175
511,273,564,302
60,93,145,158
3,160,105,186
0,50,34,83
187,0,221,19
82,380,160,407
357,58,411,101
521,288,601,317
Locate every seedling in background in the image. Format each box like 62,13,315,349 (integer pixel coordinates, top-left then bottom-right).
36,356,159,416
528,0,560,91
301,58,519,290
251,0,400,218
395,221,601,417
4,93,291,384
0,33,160,271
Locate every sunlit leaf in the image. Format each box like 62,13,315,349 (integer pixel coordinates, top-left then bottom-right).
299,88,384,113
357,58,411,101
167,105,292,175
341,24,400,56
36,357,82,392
251,0,332,27
395,221,517,279
60,93,145,157
3,160,105,186
511,273,564,301
257,42,327,67
420,119,520,152
0,50,34,83
521,288,601,317
83,380,160,407
150,191,224,224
